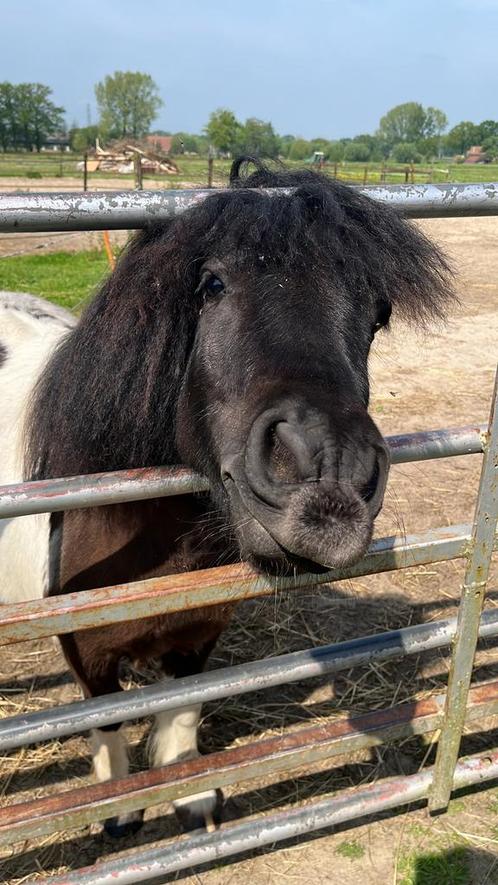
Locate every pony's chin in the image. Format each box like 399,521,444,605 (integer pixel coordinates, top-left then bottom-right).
234,508,358,577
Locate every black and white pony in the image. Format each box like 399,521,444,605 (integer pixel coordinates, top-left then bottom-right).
0,159,453,835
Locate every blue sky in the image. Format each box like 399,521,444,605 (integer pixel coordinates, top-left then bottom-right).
3,0,498,138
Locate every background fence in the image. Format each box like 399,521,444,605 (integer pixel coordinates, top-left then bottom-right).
0,182,497,885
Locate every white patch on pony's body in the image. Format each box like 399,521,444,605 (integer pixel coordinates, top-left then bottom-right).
0,292,215,828
150,702,218,818
0,291,75,603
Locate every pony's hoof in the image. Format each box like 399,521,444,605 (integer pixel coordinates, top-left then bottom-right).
103,810,144,838
174,788,223,832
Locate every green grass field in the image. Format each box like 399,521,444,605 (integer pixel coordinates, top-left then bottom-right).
1,152,498,187
0,250,109,310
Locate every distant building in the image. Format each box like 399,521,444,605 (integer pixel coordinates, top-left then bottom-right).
41,133,71,152
464,145,489,164
146,134,172,155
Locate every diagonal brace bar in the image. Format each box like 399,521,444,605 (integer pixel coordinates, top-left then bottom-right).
429,364,498,811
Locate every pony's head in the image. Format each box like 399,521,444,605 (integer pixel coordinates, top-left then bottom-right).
27,159,454,573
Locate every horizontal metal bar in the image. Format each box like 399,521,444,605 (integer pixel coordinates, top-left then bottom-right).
3,679,498,848
1,523,490,647
387,424,486,464
1,183,498,233
3,603,498,751
26,746,498,885
0,465,209,519
0,425,485,519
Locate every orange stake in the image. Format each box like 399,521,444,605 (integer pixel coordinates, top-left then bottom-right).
102,230,115,269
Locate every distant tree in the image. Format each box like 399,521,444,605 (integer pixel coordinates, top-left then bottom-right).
477,120,498,142
237,118,280,158
0,82,18,150
351,133,383,161
69,125,99,152
288,138,311,160
95,71,162,139
326,140,345,162
392,142,422,164
310,137,329,154
378,103,427,148
204,109,242,155
378,102,447,152
344,141,370,162
482,135,498,160
0,82,64,151
193,134,209,156
424,107,448,138
416,137,441,160
171,132,200,154
279,134,296,157
445,121,480,155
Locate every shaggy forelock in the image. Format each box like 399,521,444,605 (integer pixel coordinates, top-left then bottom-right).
25,157,454,481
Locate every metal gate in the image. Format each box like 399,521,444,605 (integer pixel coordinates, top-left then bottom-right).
0,182,497,885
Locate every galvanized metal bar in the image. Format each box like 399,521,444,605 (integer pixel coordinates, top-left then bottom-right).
1,183,498,234
0,465,209,519
430,365,498,811
1,523,493,647
0,424,484,519
2,605,498,752
387,424,486,465
24,747,498,885
3,680,498,848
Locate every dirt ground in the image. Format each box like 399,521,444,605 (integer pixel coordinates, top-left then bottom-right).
1,215,498,884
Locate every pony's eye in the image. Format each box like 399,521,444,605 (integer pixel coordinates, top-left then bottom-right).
204,275,225,297
372,302,392,334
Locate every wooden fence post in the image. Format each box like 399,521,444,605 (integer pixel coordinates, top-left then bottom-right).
208,156,214,188
83,152,88,192
134,152,143,189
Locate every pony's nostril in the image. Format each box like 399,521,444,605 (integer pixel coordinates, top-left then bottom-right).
361,458,380,503
266,421,302,484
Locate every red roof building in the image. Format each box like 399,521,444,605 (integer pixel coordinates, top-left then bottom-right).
146,135,173,155
464,145,487,164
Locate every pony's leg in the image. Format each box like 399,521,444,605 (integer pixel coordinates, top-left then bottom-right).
152,644,222,831
59,634,144,838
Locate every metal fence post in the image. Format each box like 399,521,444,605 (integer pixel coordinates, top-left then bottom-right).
429,363,498,811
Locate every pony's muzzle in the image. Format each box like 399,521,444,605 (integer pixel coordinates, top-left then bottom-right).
220,401,390,570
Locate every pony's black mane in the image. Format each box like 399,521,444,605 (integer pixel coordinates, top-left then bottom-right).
26,158,453,480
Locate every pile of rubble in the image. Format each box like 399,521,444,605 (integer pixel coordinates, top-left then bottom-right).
77,141,179,175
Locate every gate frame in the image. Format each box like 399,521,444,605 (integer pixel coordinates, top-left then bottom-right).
0,182,497,884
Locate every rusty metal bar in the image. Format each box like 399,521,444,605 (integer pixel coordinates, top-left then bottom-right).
0,465,209,520
2,523,494,647
0,424,484,520
1,183,498,234
23,747,498,885
2,680,498,848
3,604,498,752
429,365,498,811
